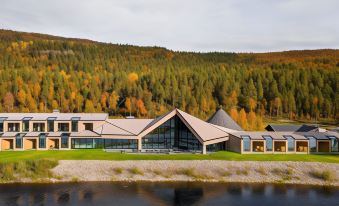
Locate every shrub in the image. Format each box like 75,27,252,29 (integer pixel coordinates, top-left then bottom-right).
153,169,162,176
114,167,123,174
221,170,232,177
272,167,294,181
129,167,144,176
235,168,249,176
256,167,267,175
309,170,336,181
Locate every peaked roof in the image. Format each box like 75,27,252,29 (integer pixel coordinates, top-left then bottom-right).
176,109,229,142
106,119,153,135
207,108,243,131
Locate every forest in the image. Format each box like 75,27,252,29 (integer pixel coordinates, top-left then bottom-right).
0,29,338,130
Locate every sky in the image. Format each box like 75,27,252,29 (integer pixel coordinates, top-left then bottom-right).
1,0,338,52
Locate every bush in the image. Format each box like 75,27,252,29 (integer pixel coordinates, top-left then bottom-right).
256,167,267,175
0,159,58,182
309,170,336,181
114,167,123,174
129,167,144,176
272,167,294,181
235,168,249,176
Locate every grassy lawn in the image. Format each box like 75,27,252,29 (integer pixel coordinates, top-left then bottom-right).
0,150,338,163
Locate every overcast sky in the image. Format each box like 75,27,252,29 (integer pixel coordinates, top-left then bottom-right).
1,0,338,52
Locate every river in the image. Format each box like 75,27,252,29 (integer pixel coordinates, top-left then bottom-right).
0,182,337,206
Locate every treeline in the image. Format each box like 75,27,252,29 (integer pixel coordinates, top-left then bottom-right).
0,30,338,129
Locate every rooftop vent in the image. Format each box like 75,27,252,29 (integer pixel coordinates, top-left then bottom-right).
52,109,60,113
126,116,135,119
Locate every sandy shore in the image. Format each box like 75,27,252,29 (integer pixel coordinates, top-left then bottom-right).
51,160,339,186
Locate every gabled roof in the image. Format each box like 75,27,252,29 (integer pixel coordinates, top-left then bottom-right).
265,124,318,132
207,108,243,131
176,109,229,142
71,130,101,137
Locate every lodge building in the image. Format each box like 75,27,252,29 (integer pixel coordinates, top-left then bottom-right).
0,108,338,154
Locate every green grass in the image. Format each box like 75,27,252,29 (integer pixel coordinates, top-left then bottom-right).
0,150,337,163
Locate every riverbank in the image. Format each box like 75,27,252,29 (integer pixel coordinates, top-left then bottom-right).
49,160,339,186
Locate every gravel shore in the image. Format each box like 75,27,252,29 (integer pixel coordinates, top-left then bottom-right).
51,160,339,186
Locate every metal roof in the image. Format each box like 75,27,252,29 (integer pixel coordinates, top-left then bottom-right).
207,108,243,131
0,113,108,121
265,124,318,132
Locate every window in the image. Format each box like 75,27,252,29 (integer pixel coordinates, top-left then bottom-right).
33,123,45,132
284,135,295,152
39,134,46,148
141,116,201,151
84,123,93,131
58,123,69,132
306,136,317,152
15,133,25,148
22,118,30,132
207,142,226,152
0,122,3,132
71,117,80,132
61,134,69,148
328,136,338,152
104,139,137,149
8,123,20,132
263,135,273,152
242,135,251,152
47,117,56,132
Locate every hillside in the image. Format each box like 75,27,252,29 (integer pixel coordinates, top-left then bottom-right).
0,29,338,130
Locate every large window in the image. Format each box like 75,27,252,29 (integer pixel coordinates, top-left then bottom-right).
22,118,30,132
33,123,45,132
307,136,317,152
104,139,137,149
39,134,46,148
0,122,3,132
71,138,104,149
47,117,56,132
8,123,20,132
207,142,226,152
61,134,69,148
15,133,25,148
328,136,338,152
71,117,80,132
263,135,273,152
284,135,295,152
142,116,201,151
58,123,69,132
242,135,251,152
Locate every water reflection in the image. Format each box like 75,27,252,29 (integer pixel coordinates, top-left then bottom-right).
0,182,337,206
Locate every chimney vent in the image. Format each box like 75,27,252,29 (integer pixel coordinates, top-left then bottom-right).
53,109,60,113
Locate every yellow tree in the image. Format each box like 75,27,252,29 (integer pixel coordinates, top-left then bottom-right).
229,107,239,122
84,100,95,112
109,91,119,112
248,98,257,112
247,111,257,131
17,89,27,107
136,99,147,116
125,97,132,114
238,108,248,130
127,72,138,83
3,92,14,112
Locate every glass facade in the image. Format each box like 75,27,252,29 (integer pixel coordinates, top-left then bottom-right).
61,134,69,148
22,120,29,132
47,119,55,132
0,122,3,132
71,138,104,149
242,136,251,152
15,133,24,149
263,135,273,152
39,134,46,148
306,136,317,152
284,135,295,152
207,142,226,152
328,136,338,152
142,116,202,151
104,139,137,149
